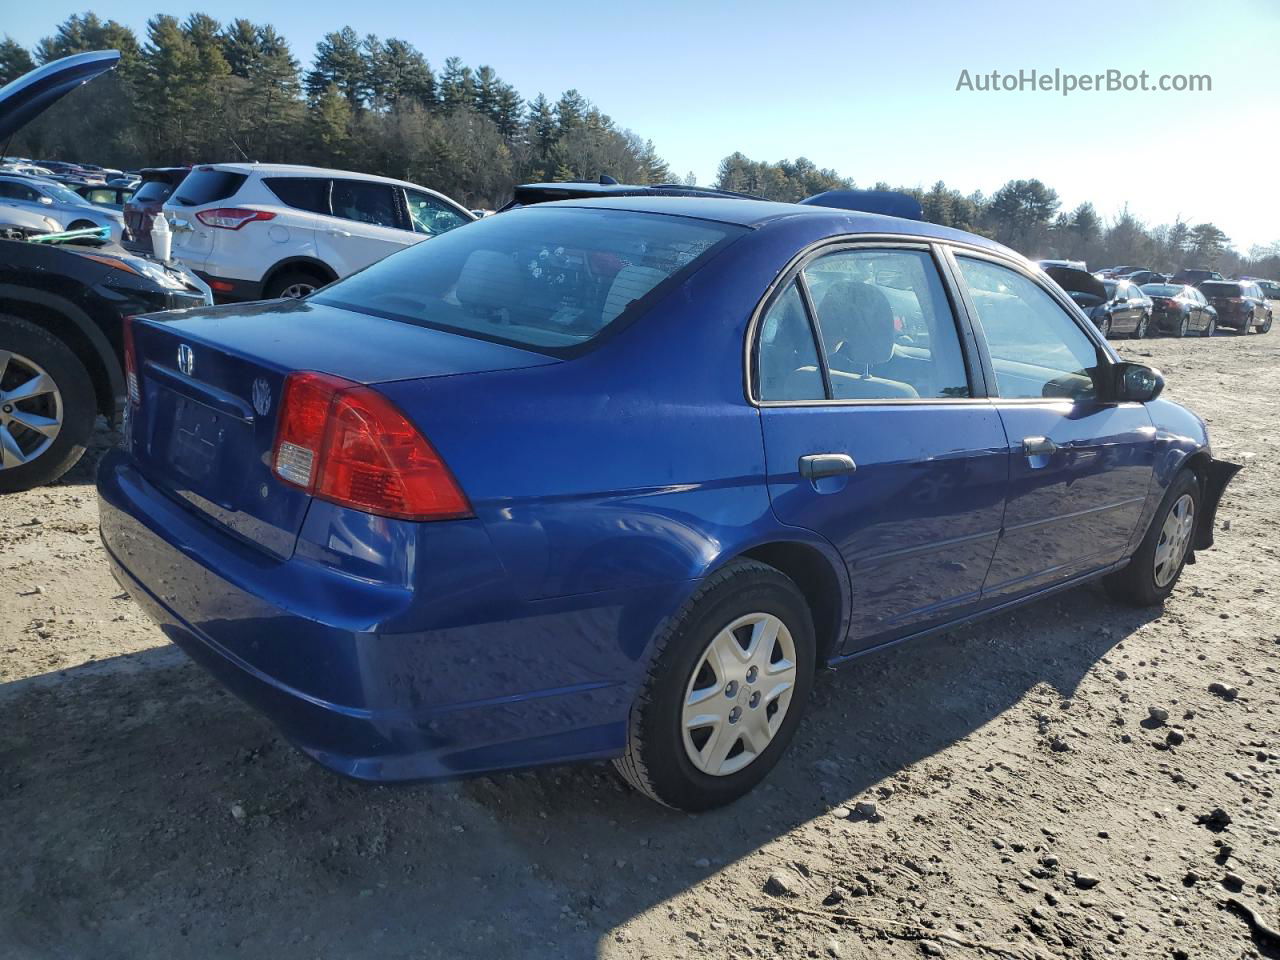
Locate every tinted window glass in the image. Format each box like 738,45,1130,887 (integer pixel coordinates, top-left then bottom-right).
314,206,742,355
405,189,470,236
172,169,248,207
1200,282,1240,298
264,177,330,214
1102,280,1118,298
803,249,970,400
957,257,1101,401
131,181,173,203
1142,284,1181,296
330,180,399,228
0,180,42,202
757,282,824,401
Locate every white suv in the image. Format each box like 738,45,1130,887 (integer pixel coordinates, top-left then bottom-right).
162,163,475,300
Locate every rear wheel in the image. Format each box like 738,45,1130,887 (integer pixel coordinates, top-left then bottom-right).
265,268,327,300
1173,313,1189,338
1104,469,1200,606
614,560,816,811
1202,315,1216,337
0,315,97,493
1098,313,1113,338
1260,313,1273,334
1132,311,1150,340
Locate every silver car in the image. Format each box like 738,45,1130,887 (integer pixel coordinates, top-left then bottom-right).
0,173,124,241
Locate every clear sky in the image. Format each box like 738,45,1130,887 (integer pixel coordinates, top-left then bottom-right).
7,0,1279,250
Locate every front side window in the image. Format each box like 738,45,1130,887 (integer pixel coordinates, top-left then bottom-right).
956,257,1102,401
802,249,970,400
405,190,470,236
330,180,399,229
314,206,742,354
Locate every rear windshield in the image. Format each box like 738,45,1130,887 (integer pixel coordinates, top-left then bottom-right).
1142,284,1182,296
1200,282,1241,298
172,169,248,207
1102,281,1118,297
313,206,745,355
131,181,173,203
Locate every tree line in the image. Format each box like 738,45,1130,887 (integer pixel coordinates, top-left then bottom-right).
0,13,671,207
716,153,1278,278
2,14,1274,278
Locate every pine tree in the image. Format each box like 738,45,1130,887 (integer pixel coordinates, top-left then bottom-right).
306,28,366,108
438,57,474,113
309,84,354,164
375,39,435,112
0,37,34,86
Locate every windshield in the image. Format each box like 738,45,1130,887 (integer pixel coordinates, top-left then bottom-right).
131,181,173,203
42,182,86,205
313,206,745,355
1142,284,1181,296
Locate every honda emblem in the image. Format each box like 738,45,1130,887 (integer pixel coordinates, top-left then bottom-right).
177,343,195,377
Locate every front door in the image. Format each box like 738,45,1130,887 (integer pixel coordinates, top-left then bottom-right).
949,254,1156,600
755,245,1009,652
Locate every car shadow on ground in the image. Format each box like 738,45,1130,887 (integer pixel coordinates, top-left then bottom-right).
0,582,1161,959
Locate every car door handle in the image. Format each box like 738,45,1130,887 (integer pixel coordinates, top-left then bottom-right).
798,453,857,480
1022,436,1058,457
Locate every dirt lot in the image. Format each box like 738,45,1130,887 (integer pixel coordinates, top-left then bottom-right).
2,330,1278,960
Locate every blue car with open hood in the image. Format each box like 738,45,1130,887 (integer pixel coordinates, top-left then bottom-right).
98,192,1238,810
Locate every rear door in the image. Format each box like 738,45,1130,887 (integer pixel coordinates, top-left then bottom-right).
756,244,1009,651
948,252,1155,600
315,179,417,277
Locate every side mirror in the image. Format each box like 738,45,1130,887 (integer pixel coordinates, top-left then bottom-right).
1110,361,1164,403
39,196,54,205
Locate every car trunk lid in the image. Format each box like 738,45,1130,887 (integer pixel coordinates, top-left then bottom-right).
126,299,557,558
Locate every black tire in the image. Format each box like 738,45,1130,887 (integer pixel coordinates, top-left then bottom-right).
1237,316,1250,334
1261,313,1272,335
0,314,97,493
1131,312,1150,340
1103,469,1200,607
67,219,98,232
1098,313,1112,338
1173,313,1189,338
1202,316,1216,337
264,268,327,300
614,559,816,811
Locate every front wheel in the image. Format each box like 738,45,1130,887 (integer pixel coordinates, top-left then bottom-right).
1104,469,1200,606
614,560,816,810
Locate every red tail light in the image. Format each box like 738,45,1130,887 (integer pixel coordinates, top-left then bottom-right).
122,315,140,406
272,372,472,521
195,207,276,230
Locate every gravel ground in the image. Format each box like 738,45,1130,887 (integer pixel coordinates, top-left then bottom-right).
1,329,1277,960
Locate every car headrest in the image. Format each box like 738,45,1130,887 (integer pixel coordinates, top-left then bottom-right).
456,250,523,313
818,280,895,367
603,265,668,324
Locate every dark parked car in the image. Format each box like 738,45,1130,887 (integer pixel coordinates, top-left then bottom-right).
122,166,190,245
100,191,1238,810
0,51,212,492
1246,279,1280,301
1121,270,1168,286
1141,283,1217,337
1073,278,1152,338
1171,268,1225,286
1198,280,1273,334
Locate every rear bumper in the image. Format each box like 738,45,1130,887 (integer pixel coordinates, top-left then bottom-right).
97,450,677,781
195,271,264,303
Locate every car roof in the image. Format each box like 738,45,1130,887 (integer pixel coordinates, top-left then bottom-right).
526,195,1014,251
205,162,426,191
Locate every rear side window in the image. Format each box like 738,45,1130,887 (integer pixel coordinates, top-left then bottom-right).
314,206,743,355
758,283,824,401
330,180,399,229
956,257,1101,401
172,169,248,207
131,181,173,203
264,177,330,215
803,249,970,400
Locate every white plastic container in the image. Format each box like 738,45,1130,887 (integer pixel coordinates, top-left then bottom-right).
150,213,171,262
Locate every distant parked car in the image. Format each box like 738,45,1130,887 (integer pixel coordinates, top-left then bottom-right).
1140,283,1217,337
1120,270,1168,286
1255,280,1280,301
1171,268,1225,286
163,163,475,300
122,166,190,245
1198,280,1273,334
0,172,124,241
1091,279,1153,338
1037,258,1087,272
75,183,134,210
1095,264,1146,280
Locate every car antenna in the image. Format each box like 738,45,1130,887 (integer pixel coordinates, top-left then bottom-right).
598,174,618,185
228,136,251,162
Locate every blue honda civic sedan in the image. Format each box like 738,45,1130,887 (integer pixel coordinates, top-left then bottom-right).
97,195,1238,810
